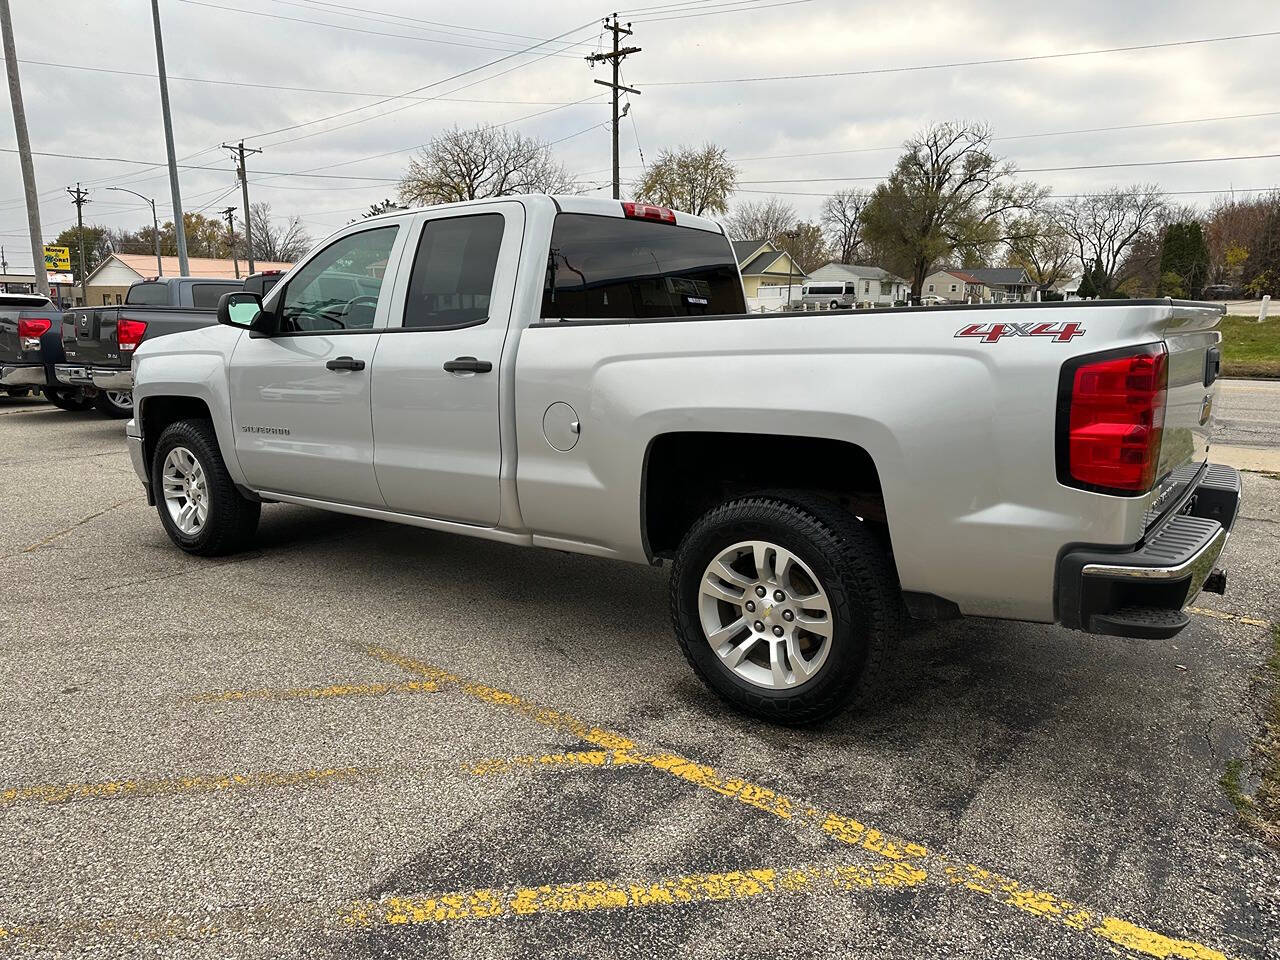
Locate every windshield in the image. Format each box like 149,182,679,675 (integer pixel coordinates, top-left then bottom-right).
541,213,745,319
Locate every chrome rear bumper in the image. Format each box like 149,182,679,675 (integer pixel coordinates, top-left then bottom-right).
1057,463,1240,639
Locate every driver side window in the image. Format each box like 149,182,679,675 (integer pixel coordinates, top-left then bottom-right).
278,226,398,333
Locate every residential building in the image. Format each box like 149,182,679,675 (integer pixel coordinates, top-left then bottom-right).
807,262,909,306
83,253,293,306
732,239,807,299
923,269,989,303
962,267,1035,302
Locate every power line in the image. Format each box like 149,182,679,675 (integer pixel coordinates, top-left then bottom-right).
645,29,1280,85
176,0,585,58
736,152,1280,184
0,56,591,104
235,18,600,146
734,186,1280,199
0,148,402,180
260,0,597,51
633,0,817,23
728,111,1280,163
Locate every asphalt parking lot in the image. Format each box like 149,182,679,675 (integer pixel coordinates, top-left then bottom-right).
1,393,1277,959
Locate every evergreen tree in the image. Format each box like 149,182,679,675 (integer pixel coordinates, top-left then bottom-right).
1158,222,1210,298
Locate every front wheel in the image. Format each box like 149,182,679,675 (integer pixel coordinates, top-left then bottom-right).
670,492,902,724
829,300,840,310
95,389,133,419
152,419,260,556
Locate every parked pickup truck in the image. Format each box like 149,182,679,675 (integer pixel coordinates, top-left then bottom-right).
124,195,1239,723
0,292,91,409
58,271,284,418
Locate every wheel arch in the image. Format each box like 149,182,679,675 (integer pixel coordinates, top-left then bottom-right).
641,431,893,565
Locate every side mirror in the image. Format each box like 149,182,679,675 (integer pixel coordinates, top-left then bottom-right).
217,291,271,333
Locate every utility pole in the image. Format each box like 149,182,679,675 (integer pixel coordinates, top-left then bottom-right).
585,15,640,200
1,0,49,296
150,0,188,276
67,183,90,305
221,206,239,279
224,140,262,274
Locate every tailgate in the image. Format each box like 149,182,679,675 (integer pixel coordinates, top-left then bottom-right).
62,307,122,367
1,298,54,363
1148,302,1224,524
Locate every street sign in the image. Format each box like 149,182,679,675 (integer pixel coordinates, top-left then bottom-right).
43,245,71,271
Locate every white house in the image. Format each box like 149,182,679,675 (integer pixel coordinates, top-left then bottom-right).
807,263,909,306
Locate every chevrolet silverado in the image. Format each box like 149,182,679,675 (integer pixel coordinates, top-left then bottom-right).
123,195,1238,723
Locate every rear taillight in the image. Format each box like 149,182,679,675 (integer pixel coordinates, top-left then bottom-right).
18,316,51,351
1057,344,1168,495
622,201,676,224
117,317,148,352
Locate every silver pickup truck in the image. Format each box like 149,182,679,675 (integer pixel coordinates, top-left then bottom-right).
125,195,1239,723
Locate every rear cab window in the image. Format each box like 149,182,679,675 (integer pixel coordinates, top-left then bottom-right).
541,213,745,319
126,282,168,306
191,282,242,309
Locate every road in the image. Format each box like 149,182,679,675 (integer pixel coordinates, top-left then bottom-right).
0,397,1276,959
1212,379,1280,472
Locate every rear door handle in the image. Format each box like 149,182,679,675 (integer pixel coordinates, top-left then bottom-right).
326,356,365,371
443,356,492,373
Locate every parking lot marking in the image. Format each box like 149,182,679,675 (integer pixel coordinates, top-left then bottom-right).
0,766,375,807
342,861,927,929
187,680,437,703
1187,606,1271,628
365,644,1234,960
466,750,635,775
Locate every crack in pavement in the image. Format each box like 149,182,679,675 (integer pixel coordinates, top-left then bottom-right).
18,498,134,555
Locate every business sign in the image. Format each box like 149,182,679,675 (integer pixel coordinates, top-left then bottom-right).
43,245,71,271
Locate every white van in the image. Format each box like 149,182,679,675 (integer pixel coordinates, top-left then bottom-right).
800,281,856,309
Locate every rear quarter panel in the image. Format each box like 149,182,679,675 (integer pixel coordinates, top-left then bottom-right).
514,303,1194,622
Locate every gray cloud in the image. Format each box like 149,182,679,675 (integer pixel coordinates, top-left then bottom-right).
2,0,1277,269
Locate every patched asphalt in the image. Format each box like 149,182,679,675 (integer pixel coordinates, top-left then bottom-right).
0,393,1277,959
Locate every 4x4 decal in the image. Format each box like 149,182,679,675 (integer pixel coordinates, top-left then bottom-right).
955,321,1086,343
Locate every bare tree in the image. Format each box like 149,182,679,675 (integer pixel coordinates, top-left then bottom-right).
862,121,1044,300
1003,212,1074,289
249,202,313,263
398,124,579,206
1053,185,1166,297
725,197,795,242
633,143,737,216
821,188,872,264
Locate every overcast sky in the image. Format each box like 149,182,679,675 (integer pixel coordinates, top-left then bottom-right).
2,0,1278,270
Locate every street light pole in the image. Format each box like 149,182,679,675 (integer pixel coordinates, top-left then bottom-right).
106,187,162,277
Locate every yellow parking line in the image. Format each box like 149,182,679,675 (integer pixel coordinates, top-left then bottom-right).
342,860,926,929
0,766,375,807
364,644,1233,960
466,750,630,776
186,680,436,703
1187,606,1271,628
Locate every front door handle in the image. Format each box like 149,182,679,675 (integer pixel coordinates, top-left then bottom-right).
443,356,493,373
326,356,365,371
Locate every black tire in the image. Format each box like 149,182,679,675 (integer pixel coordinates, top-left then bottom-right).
670,492,903,725
94,389,133,419
42,386,94,411
152,419,260,556
5,388,31,397
829,300,840,310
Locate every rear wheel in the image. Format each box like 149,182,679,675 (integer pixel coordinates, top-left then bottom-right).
670,492,902,724
152,419,260,556
42,386,94,411
94,389,133,419
4,388,31,397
